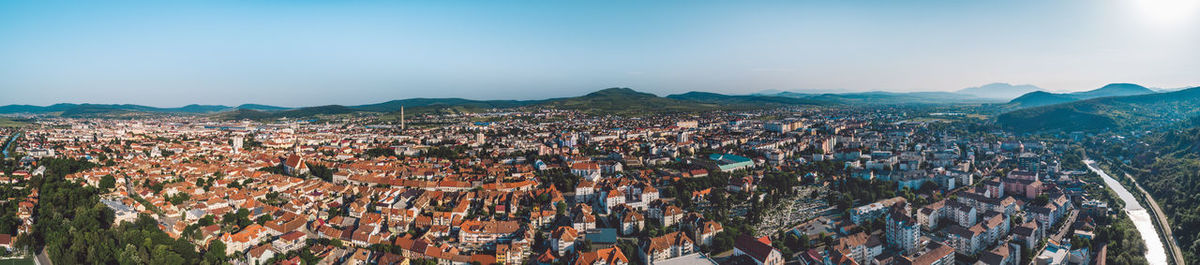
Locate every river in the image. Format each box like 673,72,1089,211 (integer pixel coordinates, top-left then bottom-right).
1084,160,1167,264
1,132,18,159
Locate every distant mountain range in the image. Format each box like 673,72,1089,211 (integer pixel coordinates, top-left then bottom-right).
353,98,537,112
237,104,290,111
956,83,1043,100
0,103,291,116
0,82,1053,118
752,83,1043,102
756,91,1002,105
998,85,1200,132
538,88,720,115
0,88,832,119
664,91,829,107
1005,83,1156,108
0,83,1182,122
0,87,891,119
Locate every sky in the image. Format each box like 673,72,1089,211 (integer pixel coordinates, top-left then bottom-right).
1,0,1198,107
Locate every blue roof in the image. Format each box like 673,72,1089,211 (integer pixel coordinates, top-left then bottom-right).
584,228,618,243
709,153,750,163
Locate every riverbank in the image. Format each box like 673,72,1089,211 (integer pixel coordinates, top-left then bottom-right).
1084,160,1172,265
1,132,19,159
1125,172,1186,265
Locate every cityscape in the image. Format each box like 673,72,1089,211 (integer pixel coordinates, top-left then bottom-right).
1,1,1198,265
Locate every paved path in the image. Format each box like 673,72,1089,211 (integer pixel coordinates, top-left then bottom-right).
34,250,51,265
1050,210,1079,243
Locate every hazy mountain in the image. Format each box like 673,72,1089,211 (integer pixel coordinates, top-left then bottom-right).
1072,83,1156,98
666,91,830,106
351,98,538,113
0,103,282,117
956,83,1042,100
536,88,719,116
0,103,237,116
1152,86,1194,93
59,104,135,117
275,105,358,117
218,109,275,120
765,91,1000,105
236,104,290,111
1007,91,1080,108
1007,83,1156,108
169,104,233,113
754,88,849,95
754,89,786,95
4,85,1077,119
998,86,1200,132
0,103,80,114
212,88,784,120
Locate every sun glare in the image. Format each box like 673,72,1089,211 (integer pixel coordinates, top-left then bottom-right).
1130,0,1200,28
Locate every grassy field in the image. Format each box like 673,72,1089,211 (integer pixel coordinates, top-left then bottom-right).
0,118,29,128
0,257,35,265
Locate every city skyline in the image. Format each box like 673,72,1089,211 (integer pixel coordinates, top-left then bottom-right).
2,1,1199,264
2,0,1199,107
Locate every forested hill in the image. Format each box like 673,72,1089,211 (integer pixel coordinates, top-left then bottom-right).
997,86,1200,132
1088,120,1200,265
1005,83,1156,108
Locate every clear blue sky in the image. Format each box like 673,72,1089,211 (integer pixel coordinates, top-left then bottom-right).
1,0,1197,107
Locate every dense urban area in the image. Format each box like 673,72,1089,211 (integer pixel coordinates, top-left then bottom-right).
2,84,1192,265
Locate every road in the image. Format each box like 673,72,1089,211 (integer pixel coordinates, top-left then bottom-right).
1049,210,1078,243
1126,173,1186,265
34,249,51,265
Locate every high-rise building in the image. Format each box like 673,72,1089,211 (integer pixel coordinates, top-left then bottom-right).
886,203,920,255
232,135,244,154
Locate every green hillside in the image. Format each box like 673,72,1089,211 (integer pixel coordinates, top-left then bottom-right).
218,109,276,120
666,91,831,107
1091,119,1200,265
352,98,538,112
770,91,999,105
235,104,289,111
217,105,359,120
1006,83,1156,108
537,88,721,116
1006,91,1080,108
18,87,844,120
59,104,137,118
997,86,1200,132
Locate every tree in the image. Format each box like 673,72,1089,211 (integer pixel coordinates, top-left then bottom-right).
256,214,274,225
362,147,395,158
151,245,186,264
99,175,116,191
205,240,229,265
198,215,215,227
168,193,191,205
307,162,335,182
